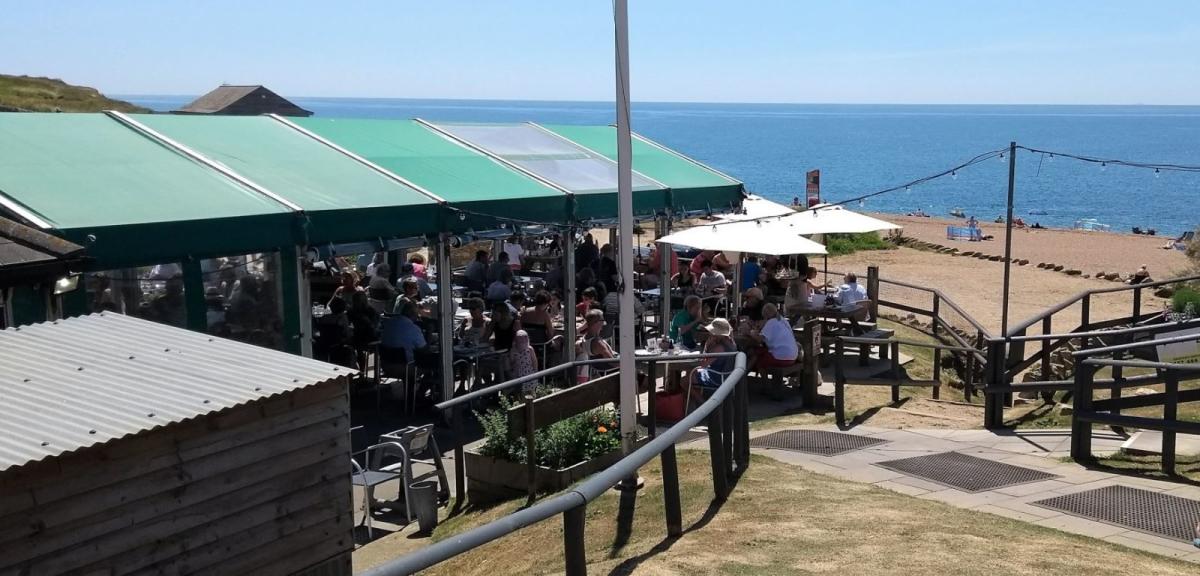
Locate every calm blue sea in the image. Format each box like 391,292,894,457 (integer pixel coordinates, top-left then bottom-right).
123,96,1200,236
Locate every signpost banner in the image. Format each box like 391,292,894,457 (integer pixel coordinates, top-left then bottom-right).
1155,327,1200,364
806,169,820,207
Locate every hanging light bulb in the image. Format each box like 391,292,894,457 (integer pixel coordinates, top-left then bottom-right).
858,199,866,208
1048,153,1054,162
951,170,958,180
458,211,467,221
712,224,718,232
999,152,1005,161
1155,168,1161,178
1100,161,1107,171
905,185,911,193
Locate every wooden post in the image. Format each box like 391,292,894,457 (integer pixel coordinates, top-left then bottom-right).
932,347,942,400
707,402,728,501
738,371,750,465
661,444,682,536
891,341,901,404
866,266,880,322
563,506,587,576
181,258,207,333
931,293,941,336
1000,141,1017,336
1163,372,1179,475
801,318,820,407
1070,363,1096,462
524,394,537,504
1040,317,1053,381
1132,286,1142,319
964,353,975,402
1110,350,1124,417
563,228,577,365
452,405,466,510
834,338,846,427
1080,294,1092,349
984,340,1006,429
646,360,657,438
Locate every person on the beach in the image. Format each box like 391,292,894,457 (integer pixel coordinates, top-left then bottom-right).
1129,266,1151,285
967,215,978,228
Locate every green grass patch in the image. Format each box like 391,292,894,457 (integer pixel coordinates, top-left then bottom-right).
356,451,1200,575
823,232,895,256
0,74,149,113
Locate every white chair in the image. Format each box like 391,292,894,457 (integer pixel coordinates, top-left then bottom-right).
376,425,451,508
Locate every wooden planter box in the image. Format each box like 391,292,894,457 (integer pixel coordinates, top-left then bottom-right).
464,438,646,503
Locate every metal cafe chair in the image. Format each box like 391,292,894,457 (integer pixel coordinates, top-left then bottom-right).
351,444,404,539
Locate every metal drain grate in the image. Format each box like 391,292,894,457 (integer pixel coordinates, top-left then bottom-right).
874,451,1060,492
1033,485,1200,542
749,429,886,456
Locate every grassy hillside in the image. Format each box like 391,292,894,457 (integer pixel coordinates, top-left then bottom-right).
0,74,149,113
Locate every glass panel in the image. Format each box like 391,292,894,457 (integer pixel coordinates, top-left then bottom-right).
84,263,187,328
433,122,660,193
201,252,285,350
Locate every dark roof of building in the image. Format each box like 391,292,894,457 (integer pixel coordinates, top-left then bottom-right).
0,312,348,473
173,85,312,117
0,215,86,285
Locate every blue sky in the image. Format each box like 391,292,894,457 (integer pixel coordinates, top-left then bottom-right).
4,1,1199,104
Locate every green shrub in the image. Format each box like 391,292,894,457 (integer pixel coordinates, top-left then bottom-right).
823,232,894,256
475,393,622,469
1172,286,1200,314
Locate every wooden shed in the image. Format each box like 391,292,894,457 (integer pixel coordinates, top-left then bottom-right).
173,85,313,117
0,312,353,575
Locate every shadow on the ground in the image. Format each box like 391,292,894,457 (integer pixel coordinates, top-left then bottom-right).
604,470,745,576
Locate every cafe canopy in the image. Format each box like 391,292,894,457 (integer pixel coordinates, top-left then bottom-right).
0,112,745,270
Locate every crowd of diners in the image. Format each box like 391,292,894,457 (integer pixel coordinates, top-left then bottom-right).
312,232,872,409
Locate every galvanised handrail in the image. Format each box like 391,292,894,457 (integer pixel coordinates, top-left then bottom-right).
364,352,749,576
1006,273,1200,338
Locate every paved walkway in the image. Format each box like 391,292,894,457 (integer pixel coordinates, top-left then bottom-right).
694,424,1200,563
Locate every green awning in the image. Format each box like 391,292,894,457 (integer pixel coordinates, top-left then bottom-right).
541,124,744,214
294,118,570,229
0,113,294,268
133,114,442,244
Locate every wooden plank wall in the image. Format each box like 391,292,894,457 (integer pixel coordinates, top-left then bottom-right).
0,377,353,576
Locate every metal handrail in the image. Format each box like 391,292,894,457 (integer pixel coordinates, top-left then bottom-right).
837,335,979,354
363,352,749,576
1006,274,1200,337
1004,316,1200,344
1074,329,1200,358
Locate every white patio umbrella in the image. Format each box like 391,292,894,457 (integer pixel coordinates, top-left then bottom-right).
720,194,797,221
658,218,827,256
777,203,901,235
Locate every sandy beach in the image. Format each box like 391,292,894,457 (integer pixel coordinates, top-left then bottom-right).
830,214,1192,334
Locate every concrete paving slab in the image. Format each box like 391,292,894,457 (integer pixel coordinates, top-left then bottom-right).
917,488,1017,509
873,479,932,496
1122,430,1200,457
1034,514,1131,539
973,503,1051,523
992,479,1075,497
1113,530,1200,555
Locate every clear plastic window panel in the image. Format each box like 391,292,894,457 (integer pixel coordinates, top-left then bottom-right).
85,263,188,328
432,122,659,193
201,252,285,350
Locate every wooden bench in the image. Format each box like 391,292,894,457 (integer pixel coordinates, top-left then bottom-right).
762,362,805,400
856,328,895,366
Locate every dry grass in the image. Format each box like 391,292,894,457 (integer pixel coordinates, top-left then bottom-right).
355,451,1198,575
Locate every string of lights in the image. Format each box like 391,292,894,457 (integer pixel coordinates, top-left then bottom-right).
1016,145,1200,174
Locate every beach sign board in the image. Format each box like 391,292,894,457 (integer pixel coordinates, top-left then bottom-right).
806,169,820,207
1154,327,1200,365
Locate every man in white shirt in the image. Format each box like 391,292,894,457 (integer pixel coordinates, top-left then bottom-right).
696,259,727,298
836,273,871,334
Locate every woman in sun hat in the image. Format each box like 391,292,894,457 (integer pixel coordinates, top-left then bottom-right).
687,317,738,410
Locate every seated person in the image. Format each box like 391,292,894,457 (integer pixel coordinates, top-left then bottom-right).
315,297,355,367
689,318,737,408
671,265,697,294
457,297,487,346
577,286,598,317
740,287,766,325
464,250,489,293
486,251,511,284
747,303,798,372
1129,266,1151,285
391,277,423,316
836,272,871,334
519,290,559,347
669,295,706,350
484,300,519,351
485,268,513,304
576,309,616,383
696,260,728,298
741,255,762,291
401,264,433,297
380,301,432,368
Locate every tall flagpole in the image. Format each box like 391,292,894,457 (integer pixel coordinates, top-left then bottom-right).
614,0,637,454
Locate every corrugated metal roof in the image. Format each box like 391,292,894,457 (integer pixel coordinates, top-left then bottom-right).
0,312,348,473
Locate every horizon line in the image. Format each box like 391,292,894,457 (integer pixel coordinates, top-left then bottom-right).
111,94,1200,108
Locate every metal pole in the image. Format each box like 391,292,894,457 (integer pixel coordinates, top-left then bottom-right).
437,235,455,403
731,251,743,318
615,0,637,454
563,228,577,364
658,218,671,338
1000,141,1016,337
